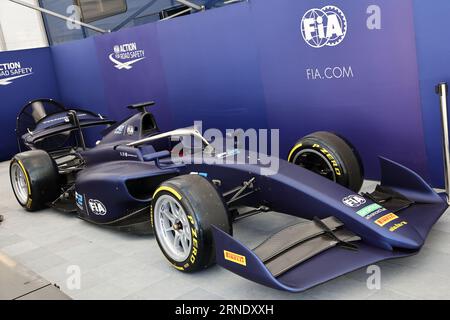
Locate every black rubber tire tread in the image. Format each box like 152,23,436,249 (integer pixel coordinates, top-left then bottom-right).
289,131,364,192
10,150,60,211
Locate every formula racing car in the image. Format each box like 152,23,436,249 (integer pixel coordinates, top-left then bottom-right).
9,98,448,292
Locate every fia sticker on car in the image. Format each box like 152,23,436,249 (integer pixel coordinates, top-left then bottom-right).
88,199,107,216
342,195,366,208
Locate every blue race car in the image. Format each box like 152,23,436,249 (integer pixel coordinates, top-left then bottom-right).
9,98,448,292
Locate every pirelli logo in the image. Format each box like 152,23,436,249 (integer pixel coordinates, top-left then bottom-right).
224,250,247,266
375,213,399,227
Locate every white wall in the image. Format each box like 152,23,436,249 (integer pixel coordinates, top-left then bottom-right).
0,0,48,51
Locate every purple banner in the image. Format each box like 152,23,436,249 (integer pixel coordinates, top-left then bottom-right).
94,23,173,131
49,0,430,182
250,0,427,179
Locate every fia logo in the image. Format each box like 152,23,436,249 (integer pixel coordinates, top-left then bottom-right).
88,199,107,215
342,195,366,208
301,6,347,48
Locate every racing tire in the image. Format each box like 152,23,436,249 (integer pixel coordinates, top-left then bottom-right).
151,174,231,273
288,131,364,192
10,150,60,211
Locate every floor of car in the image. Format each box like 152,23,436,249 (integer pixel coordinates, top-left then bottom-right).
1,160,450,300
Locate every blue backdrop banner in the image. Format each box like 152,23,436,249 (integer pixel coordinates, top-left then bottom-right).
0,47,61,160
94,23,173,132
1,0,445,186
250,0,427,181
413,0,450,188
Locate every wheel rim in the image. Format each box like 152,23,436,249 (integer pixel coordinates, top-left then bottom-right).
292,149,337,182
154,194,192,262
11,162,29,205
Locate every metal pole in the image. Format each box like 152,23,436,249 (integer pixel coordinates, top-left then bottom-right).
8,0,109,34
176,0,205,11
0,22,6,51
436,82,450,205
160,7,192,21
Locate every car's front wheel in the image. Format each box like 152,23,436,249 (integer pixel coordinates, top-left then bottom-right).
151,174,231,272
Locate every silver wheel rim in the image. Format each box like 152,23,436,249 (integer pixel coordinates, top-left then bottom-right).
293,149,337,182
11,162,29,205
154,194,192,262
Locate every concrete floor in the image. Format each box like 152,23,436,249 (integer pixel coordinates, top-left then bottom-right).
1,160,450,300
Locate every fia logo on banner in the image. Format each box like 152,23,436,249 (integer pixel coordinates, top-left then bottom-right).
0,62,33,86
301,6,347,48
108,42,146,70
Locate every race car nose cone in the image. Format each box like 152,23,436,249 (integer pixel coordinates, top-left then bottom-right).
388,224,424,250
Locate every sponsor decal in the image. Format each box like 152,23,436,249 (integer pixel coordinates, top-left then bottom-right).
301,5,347,48
42,113,87,125
224,250,247,266
75,191,84,210
375,213,399,227
109,42,145,70
356,203,383,218
114,124,125,135
126,125,135,136
0,62,33,86
88,199,107,215
365,208,387,220
216,149,240,159
189,172,208,177
119,151,138,158
314,144,342,176
342,195,366,208
390,221,408,232
187,215,199,266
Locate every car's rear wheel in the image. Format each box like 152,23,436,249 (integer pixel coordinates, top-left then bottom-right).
10,150,60,211
151,174,231,272
288,131,364,192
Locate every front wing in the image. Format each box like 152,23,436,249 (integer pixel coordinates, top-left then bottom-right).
212,157,448,292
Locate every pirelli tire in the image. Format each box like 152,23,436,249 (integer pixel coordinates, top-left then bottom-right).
151,174,231,273
10,150,60,211
288,131,364,192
